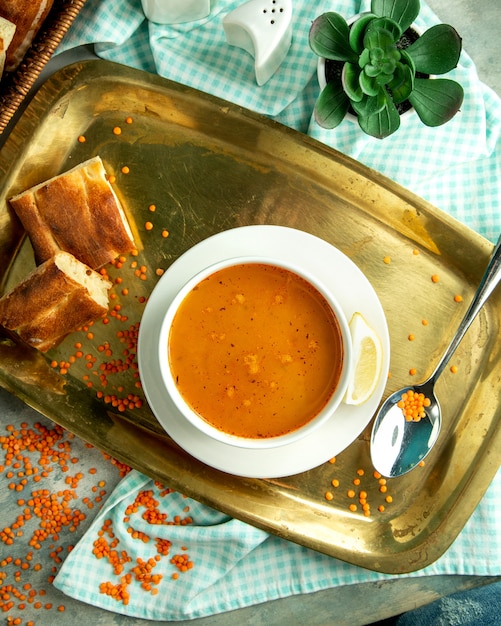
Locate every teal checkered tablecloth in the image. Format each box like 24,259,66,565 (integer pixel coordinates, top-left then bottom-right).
52,0,501,620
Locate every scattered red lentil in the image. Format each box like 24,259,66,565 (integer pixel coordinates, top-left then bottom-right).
450,365,458,374
121,166,130,174
77,135,86,143
91,483,195,604
113,126,122,135
383,256,391,264
171,553,194,573
454,294,463,303
125,117,133,124
431,274,440,283
324,461,394,516
0,419,132,623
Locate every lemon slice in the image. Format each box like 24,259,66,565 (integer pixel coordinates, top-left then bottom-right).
344,312,383,406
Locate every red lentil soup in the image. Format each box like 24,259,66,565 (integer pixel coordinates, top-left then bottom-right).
168,263,344,439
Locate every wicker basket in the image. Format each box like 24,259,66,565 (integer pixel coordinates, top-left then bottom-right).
0,0,87,134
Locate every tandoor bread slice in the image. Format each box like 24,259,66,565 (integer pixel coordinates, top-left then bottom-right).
9,156,135,269
0,251,112,353
0,0,54,73
0,17,16,77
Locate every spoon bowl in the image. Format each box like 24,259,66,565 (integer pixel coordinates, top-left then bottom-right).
371,381,440,477
371,233,501,478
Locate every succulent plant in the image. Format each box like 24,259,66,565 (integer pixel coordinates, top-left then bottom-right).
309,0,464,138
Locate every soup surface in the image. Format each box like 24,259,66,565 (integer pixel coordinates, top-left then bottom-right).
168,263,344,438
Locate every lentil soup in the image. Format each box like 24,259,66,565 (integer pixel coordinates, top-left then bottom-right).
167,263,344,439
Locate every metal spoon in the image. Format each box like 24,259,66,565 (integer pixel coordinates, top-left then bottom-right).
371,233,501,478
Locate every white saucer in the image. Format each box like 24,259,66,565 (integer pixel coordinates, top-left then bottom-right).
138,225,390,478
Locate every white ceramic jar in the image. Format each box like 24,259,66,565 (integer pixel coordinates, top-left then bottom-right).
141,0,210,25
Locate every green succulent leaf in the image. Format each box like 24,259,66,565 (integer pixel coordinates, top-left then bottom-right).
376,71,394,86
388,62,414,103
314,80,351,129
358,95,401,138
343,63,364,102
349,14,378,53
359,48,371,67
364,63,382,78
363,27,395,53
371,48,385,63
371,0,420,33
382,61,396,74
351,90,387,118
365,17,402,42
406,24,462,74
360,71,381,96
309,12,358,62
408,77,464,126
399,49,416,75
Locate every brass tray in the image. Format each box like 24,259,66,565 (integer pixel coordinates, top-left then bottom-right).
0,0,87,134
0,60,500,574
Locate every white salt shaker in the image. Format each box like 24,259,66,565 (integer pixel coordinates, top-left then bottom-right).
141,0,211,25
223,0,293,85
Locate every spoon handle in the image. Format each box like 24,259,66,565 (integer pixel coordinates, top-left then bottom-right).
430,233,501,383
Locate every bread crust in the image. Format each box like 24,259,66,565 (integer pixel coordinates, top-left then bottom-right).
9,156,135,269
0,0,54,72
0,251,111,352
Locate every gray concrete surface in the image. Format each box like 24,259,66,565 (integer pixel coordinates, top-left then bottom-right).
427,0,500,97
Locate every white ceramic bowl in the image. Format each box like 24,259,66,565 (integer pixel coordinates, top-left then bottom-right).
158,255,353,450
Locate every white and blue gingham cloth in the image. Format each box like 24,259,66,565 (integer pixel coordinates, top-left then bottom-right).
54,469,501,621
54,0,501,620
